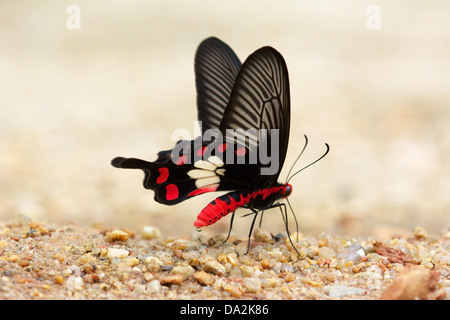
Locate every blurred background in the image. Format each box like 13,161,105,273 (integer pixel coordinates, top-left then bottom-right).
1,1,449,239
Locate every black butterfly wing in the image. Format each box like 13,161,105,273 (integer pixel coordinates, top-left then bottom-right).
112,156,197,205
219,46,291,187
112,40,290,205
195,37,242,134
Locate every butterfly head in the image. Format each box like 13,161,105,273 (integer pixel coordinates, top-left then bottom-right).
283,183,292,198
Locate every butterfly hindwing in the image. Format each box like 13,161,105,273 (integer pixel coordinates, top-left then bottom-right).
112,156,196,205
111,139,259,205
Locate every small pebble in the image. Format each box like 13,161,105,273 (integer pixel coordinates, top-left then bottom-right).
337,243,364,264
253,229,272,242
140,226,161,240
161,265,173,272
66,275,84,291
126,257,139,267
146,280,161,293
54,275,64,285
326,285,365,298
105,230,129,242
261,278,277,288
302,278,322,288
240,265,258,277
224,284,243,297
194,271,215,286
54,253,65,263
145,256,163,271
202,260,226,276
217,252,239,266
243,277,262,293
318,246,336,259
106,248,129,260
8,254,19,262
160,274,184,285
283,272,296,282
172,265,195,279
411,226,427,239
168,239,199,251
352,263,366,273
78,253,98,264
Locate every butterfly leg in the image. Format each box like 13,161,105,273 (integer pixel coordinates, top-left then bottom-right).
258,210,265,228
223,211,236,244
278,205,287,226
245,208,260,255
286,199,300,241
273,203,300,256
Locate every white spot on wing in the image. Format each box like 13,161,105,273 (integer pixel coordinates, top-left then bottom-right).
216,168,225,176
194,160,216,171
208,156,224,167
195,176,220,188
187,169,216,179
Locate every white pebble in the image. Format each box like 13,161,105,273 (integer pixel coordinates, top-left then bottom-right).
168,239,199,251
318,246,336,259
107,248,129,260
147,280,161,293
326,285,365,298
172,265,195,279
337,243,364,263
140,226,161,240
66,275,84,291
243,277,261,293
203,260,226,276
145,256,163,271
253,229,272,242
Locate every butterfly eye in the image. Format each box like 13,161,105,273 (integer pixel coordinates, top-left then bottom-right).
284,184,292,197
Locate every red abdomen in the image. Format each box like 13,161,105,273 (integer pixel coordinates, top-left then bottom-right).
194,192,250,228
194,184,291,228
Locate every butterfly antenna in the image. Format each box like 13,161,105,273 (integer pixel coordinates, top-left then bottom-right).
287,143,330,184
285,135,308,182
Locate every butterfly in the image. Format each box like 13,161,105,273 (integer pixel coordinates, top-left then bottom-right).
111,37,329,254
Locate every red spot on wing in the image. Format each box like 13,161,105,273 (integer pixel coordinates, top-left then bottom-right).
176,155,188,165
165,184,179,201
235,147,246,156
196,146,208,157
218,143,227,153
188,185,218,197
156,167,169,184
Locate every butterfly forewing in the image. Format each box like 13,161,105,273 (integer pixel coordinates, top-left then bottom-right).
219,47,290,187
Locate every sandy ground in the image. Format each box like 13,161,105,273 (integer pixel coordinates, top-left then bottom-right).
0,1,449,300
0,218,448,300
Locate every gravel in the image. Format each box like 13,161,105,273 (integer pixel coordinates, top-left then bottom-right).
0,218,448,300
